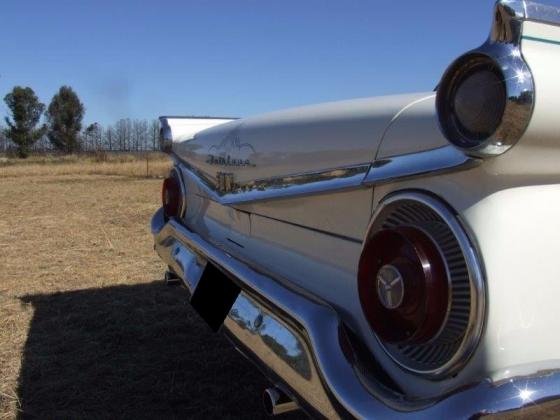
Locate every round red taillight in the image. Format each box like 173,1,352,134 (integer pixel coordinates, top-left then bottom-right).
162,174,182,219
358,226,449,346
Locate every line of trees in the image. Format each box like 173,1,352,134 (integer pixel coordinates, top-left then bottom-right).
82,118,161,153
1,85,161,158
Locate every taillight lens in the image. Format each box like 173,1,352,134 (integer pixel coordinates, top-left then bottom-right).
437,56,506,151
358,226,449,346
162,173,183,219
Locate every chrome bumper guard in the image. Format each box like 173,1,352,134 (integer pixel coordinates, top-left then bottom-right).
152,208,560,419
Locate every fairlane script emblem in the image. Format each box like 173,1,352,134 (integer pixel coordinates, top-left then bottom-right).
207,128,255,167
376,265,404,310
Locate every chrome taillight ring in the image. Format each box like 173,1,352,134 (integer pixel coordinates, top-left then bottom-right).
361,191,486,378
436,1,535,157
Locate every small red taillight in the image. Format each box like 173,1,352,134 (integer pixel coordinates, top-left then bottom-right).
358,226,449,346
162,174,182,219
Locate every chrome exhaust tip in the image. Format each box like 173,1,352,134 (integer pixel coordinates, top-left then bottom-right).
164,269,181,287
262,387,299,416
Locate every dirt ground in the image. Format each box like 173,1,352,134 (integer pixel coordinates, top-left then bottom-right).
0,166,304,419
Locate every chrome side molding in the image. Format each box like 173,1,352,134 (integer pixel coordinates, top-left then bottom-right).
220,164,370,205
174,154,371,204
175,146,477,205
510,1,560,27
363,146,479,186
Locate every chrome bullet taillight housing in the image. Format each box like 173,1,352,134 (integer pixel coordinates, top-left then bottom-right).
436,1,535,157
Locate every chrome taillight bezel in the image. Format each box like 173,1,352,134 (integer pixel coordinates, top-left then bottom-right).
436,1,535,157
360,192,486,379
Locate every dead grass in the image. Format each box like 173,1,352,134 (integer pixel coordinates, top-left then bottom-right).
0,170,303,419
0,153,172,179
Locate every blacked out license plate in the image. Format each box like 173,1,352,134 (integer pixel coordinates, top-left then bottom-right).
190,262,240,332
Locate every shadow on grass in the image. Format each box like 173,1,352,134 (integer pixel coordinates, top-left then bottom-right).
17,281,305,419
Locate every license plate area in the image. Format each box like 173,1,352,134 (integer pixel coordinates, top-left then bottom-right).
190,262,240,332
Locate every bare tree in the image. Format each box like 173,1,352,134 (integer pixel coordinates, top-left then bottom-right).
33,134,51,153
131,119,148,151
104,125,114,151
84,123,104,151
114,119,128,151
132,120,139,151
94,124,103,150
149,119,159,151
125,118,132,151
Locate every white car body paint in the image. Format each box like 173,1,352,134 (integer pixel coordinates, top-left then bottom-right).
157,4,560,405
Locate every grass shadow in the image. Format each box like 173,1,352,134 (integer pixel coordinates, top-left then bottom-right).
17,281,303,419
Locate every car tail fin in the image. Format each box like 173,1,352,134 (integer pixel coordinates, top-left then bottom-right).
159,116,236,153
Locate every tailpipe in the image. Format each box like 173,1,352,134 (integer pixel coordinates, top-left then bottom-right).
164,269,182,287
262,387,299,416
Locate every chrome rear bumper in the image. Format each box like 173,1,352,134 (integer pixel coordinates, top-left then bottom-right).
152,208,560,418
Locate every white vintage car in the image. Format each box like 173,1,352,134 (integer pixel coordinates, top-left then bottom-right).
152,1,560,417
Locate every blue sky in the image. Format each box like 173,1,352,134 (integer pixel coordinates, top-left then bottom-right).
0,1,523,126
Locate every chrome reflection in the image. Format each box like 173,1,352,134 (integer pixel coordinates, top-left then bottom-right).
436,0,536,157
219,164,370,204
517,387,536,403
170,243,206,293
363,146,478,186
177,147,478,206
174,155,371,205
511,1,560,27
159,119,173,153
227,293,312,380
263,387,299,416
151,208,207,294
152,210,560,418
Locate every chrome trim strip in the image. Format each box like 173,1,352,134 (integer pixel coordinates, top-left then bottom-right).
521,1,560,26
176,147,477,206
363,146,479,186
159,115,239,120
364,192,486,378
220,164,370,205
174,154,371,205
152,210,560,418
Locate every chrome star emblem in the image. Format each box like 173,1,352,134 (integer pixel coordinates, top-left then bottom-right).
376,265,405,310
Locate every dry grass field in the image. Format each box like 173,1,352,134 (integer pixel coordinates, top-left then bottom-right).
0,156,303,419
0,153,171,179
